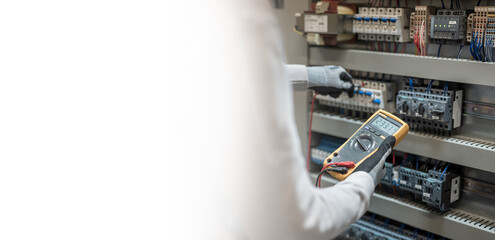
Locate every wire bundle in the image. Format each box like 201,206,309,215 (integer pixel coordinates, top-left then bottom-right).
470,28,495,62
414,20,427,56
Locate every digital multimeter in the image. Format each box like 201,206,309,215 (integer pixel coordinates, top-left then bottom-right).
323,109,409,181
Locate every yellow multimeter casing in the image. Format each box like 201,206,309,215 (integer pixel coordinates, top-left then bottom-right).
323,109,409,181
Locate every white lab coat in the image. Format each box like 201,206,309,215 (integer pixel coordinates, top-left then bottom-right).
168,0,375,239
208,2,375,240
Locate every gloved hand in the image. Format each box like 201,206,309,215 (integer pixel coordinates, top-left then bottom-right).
353,136,396,186
306,65,355,98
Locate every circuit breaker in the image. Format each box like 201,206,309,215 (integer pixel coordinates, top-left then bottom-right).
317,79,396,113
353,7,412,42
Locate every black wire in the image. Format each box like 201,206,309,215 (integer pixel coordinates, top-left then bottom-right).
477,0,482,6
315,170,333,187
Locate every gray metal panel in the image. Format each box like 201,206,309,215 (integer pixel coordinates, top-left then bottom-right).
313,173,495,240
311,113,495,173
308,48,495,87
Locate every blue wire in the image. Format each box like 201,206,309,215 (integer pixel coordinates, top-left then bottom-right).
441,163,450,180
437,44,442,57
450,0,453,9
478,0,482,6
416,158,419,170
443,82,449,96
427,80,434,93
409,78,414,91
427,232,431,239
413,229,418,238
457,46,463,59
471,33,480,60
441,0,446,8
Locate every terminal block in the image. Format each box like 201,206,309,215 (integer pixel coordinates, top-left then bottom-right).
396,86,462,133
431,9,467,44
353,7,412,42
467,6,495,43
422,170,461,211
398,167,430,194
317,79,396,114
410,6,436,43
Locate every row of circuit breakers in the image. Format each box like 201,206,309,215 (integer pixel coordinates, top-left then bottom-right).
295,4,495,48
311,135,461,211
353,7,469,44
315,77,463,133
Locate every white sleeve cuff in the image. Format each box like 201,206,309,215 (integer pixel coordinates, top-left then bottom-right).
285,64,309,91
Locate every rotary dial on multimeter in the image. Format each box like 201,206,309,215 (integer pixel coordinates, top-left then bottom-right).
353,135,374,152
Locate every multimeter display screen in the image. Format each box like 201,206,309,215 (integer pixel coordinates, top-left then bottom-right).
371,116,399,135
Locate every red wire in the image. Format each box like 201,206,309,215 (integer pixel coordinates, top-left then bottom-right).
392,152,396,164
402,43,406,53
307,92,318,172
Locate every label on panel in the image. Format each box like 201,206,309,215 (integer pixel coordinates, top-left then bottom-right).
305,15,328,33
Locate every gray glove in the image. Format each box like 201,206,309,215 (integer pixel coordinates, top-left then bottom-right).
353,136,396,186
307,65,355,98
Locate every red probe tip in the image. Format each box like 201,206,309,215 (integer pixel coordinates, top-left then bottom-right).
332,161,356,168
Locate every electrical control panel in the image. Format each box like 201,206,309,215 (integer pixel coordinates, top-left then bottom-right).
422,170,461,211
316,79,396,114
353,7,412,42
431,9,467,44
295,2,495,238
396,85,462,133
